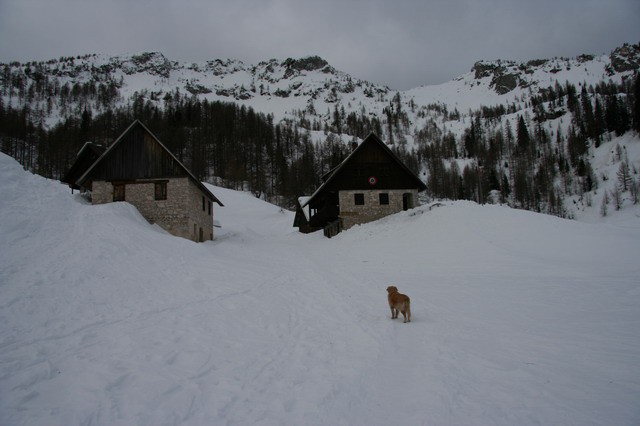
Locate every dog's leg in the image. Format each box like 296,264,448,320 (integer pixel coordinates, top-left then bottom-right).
404,303,411,323
391,307,399,319
400,302,410,323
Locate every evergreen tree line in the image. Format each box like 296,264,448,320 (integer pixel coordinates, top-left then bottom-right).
0,80,422,210
1,63,122,121
0,92,348,208
1,73,639,217
416,74,640,217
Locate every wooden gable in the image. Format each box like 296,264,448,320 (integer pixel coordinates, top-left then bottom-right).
321,133,427,192
77,120,222,205
303,133,426,210
79,121,187,182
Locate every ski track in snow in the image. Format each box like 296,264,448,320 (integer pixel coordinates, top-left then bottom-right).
1,153,640,425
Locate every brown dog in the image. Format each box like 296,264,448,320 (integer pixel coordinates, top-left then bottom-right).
387,286,411,323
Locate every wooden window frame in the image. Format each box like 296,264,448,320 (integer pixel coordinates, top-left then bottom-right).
155,182,167,201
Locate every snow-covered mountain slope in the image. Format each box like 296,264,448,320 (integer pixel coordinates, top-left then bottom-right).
1,152,639,425
569,132,640,223
2,52,387,126
3,43,637,128
407,45,640,111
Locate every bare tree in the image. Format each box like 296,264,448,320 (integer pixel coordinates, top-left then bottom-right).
617,161,632,191
611,186,622,211
600,190,610,217
630,178,639,205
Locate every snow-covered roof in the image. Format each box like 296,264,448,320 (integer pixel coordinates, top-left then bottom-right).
297,196,312,220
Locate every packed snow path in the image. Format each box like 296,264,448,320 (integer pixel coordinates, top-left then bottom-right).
1,153,639,425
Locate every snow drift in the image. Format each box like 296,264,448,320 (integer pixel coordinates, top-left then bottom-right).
1,152,639,425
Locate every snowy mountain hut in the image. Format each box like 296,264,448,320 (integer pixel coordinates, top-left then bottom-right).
294,133,427,237
64,120,223,242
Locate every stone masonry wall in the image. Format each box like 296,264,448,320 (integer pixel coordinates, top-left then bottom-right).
91,178,214,242
338,189,419,230
186,179,215,242
91,181,114,205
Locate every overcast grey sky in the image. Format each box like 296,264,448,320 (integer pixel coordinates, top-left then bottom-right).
0,0,638,90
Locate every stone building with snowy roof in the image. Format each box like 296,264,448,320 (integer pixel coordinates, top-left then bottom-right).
294,133,426,237
63,120,223,242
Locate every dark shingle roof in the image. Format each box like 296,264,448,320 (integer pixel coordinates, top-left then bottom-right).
76,120,223,206
301,133,426,208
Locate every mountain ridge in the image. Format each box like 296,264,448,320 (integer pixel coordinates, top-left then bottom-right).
6,42,639,92
2,43,638,132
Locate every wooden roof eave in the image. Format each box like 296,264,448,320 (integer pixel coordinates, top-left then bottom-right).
75,120,223,206
61,142,106,187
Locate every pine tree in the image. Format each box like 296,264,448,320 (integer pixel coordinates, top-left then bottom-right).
581,86,596,141
566,82,578,114
593,98,605,145
606,96,631,136
605,95,618,132
464,121,478,157
516,115,531,153
567,125,588,167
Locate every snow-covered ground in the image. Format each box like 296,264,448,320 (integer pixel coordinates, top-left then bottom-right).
1,152,639,425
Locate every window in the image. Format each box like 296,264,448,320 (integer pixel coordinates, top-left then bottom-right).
113,184,125,202
379,193,389,205
202,196,205,211
155,182,167,200
354,193,365,205
208,201,212,216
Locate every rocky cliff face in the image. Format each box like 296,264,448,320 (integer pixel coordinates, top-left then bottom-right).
608,43,640,73
472,60,522,94
1,51,372,102
469,43,639,96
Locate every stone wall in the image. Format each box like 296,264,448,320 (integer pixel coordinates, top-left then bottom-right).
186,179,215,242
91,180,114,205
91,178,214,242
338,189,419,230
